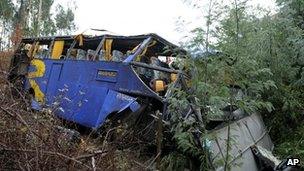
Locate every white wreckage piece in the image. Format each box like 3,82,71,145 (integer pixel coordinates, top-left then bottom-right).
207,112,301,171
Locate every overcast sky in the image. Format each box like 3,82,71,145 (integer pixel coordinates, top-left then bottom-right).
62,0,277,44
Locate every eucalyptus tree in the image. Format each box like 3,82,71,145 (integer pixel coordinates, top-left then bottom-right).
0,0,77,49
26,0,76,37
0,0,14,50
55,4,76,36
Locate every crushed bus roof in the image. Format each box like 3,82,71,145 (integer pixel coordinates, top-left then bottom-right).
21,33,186,56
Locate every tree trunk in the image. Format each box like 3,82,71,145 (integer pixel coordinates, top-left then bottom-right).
12,0,30,48
38,0,42,36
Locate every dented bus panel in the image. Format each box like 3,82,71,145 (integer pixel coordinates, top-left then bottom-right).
26,59,159,128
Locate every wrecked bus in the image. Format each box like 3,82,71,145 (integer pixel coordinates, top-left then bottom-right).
8,33,184,128
8,33,299,170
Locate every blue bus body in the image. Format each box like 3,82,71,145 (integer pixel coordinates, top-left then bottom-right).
9,34,182,129
26,59,162,128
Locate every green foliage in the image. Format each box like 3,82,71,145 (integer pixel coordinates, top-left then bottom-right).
161,76,212,170
0,0,14,22
211,0,304,162
24,0,77,37
166,0,304,169
190,0,303,132
161,152,189,171
55,4,76,35
0,0,15,50
249,2,304,159
0,0,77,49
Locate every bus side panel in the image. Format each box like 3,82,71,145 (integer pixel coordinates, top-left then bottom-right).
26,59,159,128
